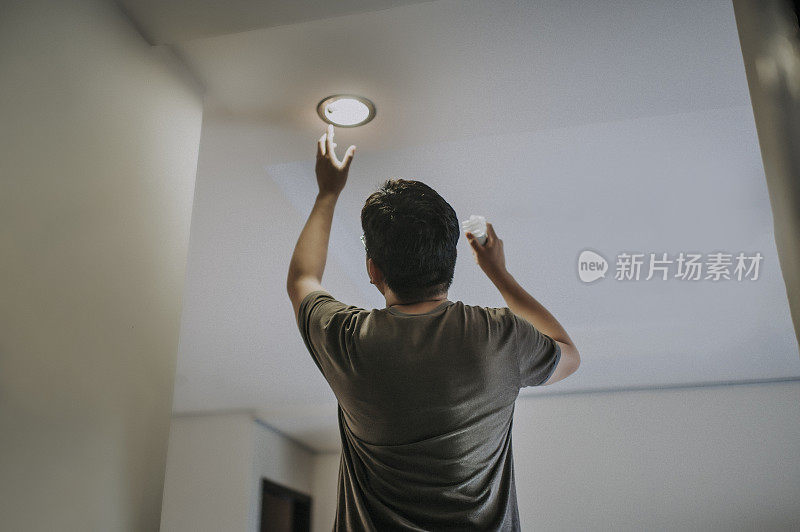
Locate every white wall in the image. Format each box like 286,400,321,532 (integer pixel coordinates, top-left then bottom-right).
311,453,341,532
311,381,800,531
161,414,253,532
161,413,315,531
0,0,203,530
249,420,315,531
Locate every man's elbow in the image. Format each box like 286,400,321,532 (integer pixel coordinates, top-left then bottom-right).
565,344,580,376
569,345,580,371
542,342,580,386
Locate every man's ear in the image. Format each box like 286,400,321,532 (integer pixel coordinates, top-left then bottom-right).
367,258,383,284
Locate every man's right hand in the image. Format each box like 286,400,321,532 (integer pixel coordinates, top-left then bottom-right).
465,222,507,281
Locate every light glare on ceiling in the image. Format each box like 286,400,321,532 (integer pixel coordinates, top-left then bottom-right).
317,94,375,127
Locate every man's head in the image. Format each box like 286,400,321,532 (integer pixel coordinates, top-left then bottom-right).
361,178,460,303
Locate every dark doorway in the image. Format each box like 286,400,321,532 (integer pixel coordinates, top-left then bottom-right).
259,478,312,532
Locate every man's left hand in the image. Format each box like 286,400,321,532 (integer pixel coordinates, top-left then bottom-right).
316,123,356,196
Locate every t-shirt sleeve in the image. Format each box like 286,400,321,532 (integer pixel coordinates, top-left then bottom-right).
507,310,562,388
295,289,363,384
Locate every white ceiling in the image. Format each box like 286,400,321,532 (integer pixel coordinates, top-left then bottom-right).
132,0,800,453
117,0,436,44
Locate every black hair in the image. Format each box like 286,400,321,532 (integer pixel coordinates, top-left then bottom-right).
361,178,460,303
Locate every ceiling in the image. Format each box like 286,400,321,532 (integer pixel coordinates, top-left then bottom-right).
123,0,800,453
116,0,436,44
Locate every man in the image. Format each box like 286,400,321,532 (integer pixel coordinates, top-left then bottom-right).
287,124,580,531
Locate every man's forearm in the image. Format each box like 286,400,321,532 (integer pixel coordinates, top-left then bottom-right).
490,270,574,346
287,192,339,284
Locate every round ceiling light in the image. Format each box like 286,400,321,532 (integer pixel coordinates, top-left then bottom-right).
316,94,376,127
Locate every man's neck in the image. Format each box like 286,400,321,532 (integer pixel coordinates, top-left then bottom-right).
386,295,448,312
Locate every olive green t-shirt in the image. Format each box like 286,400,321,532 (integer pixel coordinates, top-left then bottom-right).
296,290,561,531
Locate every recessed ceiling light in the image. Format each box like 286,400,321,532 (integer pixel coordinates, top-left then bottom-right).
316,94,376,128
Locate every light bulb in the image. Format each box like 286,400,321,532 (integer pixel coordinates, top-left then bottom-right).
316,95,376,128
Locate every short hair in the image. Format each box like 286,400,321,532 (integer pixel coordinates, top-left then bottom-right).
361,178,460,303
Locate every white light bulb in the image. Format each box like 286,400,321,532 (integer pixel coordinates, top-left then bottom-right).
324,98,370,126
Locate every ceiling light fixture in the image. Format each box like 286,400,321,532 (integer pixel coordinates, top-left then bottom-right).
316,94,376,127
